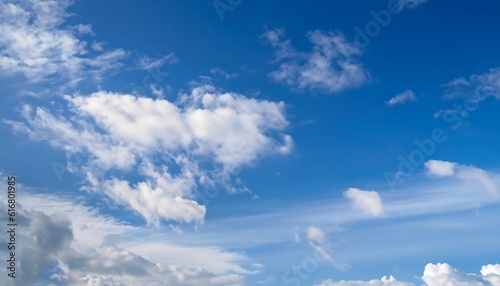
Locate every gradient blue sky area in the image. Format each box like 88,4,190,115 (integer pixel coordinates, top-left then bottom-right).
1,0,500,285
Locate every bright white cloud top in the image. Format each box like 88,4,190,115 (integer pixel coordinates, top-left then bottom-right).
344,188,384,217
6,85,291,225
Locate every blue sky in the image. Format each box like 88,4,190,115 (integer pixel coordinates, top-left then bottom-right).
1,0,500,285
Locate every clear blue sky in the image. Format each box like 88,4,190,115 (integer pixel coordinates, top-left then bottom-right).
1,0,500,285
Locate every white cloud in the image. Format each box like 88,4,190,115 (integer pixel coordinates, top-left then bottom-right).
386,90,417,106
434,68,500,119
262,29,370,94
424,160,457,177
0,0,126,84
315,276,413,286
443,67,500,101
5,85,292,225
344,188,384,217
424,160,498,195
315,263,500,286
422,263,500,286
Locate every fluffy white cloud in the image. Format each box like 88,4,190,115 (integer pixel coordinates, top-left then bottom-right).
344,188,384,217
315,263,500,286
0,0,126,84
5,85,292,225
424,160,457,177
422,263,500,286
315,276,413,286
386,90,417,106
424,160,498,195
262,29,370,94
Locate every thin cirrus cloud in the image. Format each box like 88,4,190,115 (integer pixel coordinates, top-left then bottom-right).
0,0,127,85
261,28,371,94
386,90,417,106
5,85,292,226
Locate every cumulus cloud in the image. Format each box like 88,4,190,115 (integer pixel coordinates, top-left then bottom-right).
386,90,417,106
424,160,498,195
344,188,384,217
5,85,292,225
315,263,500,286
422,263,500,286
261,28,370,94
0,0,126,84
424,160,457,177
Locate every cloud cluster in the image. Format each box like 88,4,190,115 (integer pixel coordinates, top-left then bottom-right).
315,263,500,286
5,85,292,225
0,0,126,84
262,29,370,94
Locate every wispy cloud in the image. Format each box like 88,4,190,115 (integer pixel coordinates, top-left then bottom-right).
261,28,371,94
137,53,178,70
210,67,239,79
443,67,500,101
386,90,417,106
0,0,126,85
